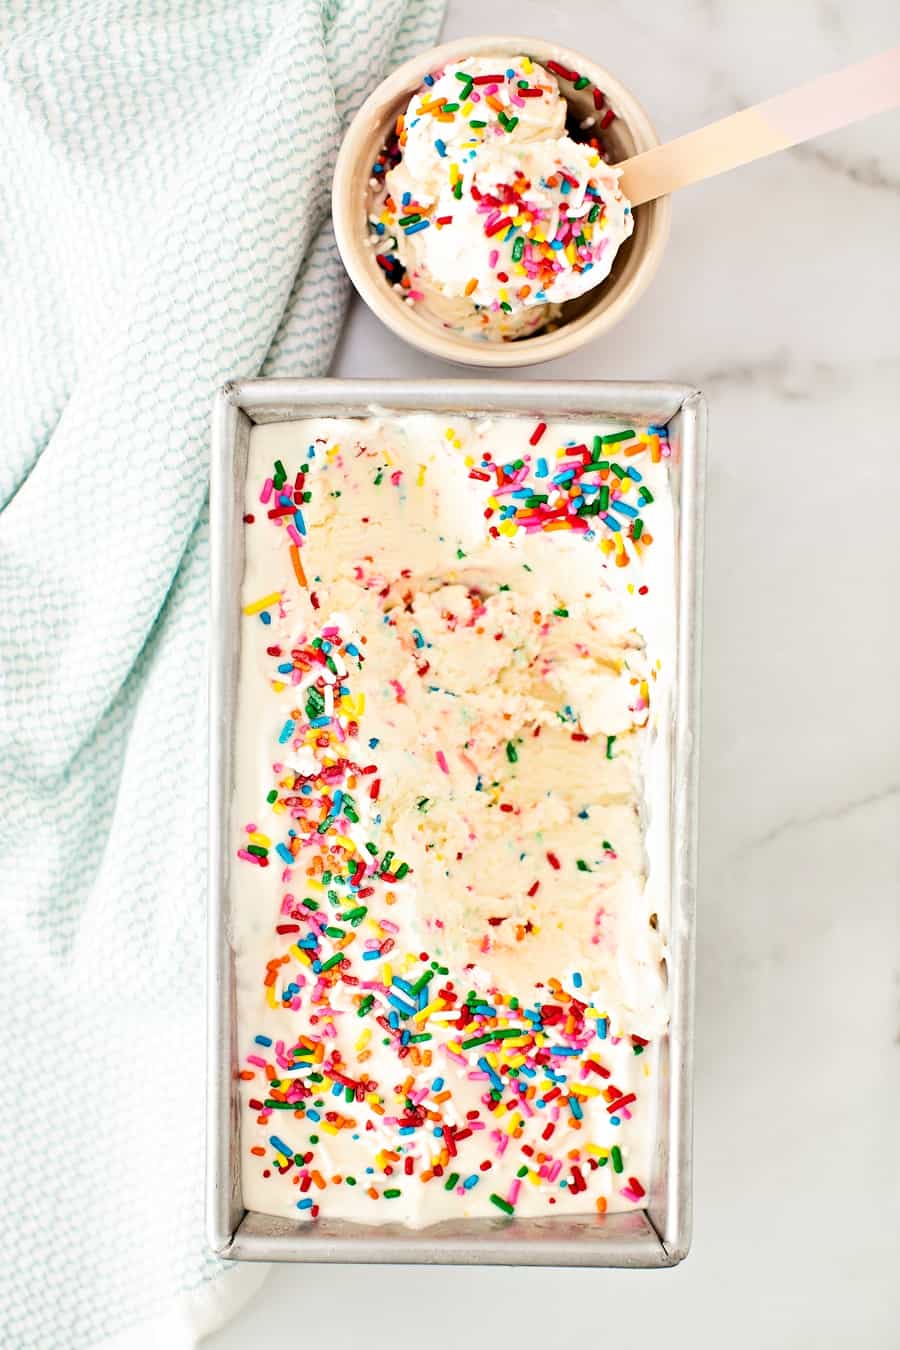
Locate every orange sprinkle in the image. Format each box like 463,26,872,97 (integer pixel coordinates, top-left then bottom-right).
596,1196,608,1214
289,544,307,588
239,1069,254,1081
250,1146,265,1157
367,1186,379,1200
465,277,478,296
310,1170,326,1190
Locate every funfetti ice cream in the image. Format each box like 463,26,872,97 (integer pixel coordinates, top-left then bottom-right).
366,57,633,341
231,412,676,1227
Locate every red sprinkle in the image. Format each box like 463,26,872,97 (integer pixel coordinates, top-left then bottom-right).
628,1177,646,1198
529,421,547,445
546,851,561,870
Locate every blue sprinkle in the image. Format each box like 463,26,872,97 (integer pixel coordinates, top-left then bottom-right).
293,510,306,535
506,67,515,78
298,936,317,949
432,1077,445,1092
306,1109,320,1122
610,1115,621,1126
260,612,272,625
362,949,381,961
400,1030,410,1045
597,1017,608,1040
548,1046,580,1056
463,1174,480,1190
550,238,565,250
572,972,583,988
320,640,332,653
609,499,638,519
602,513,621,533
402,191,412,205
296,1198,313,1210
647,423,667,435
346,643,360,658
412,628,425,648
301,783,312,795
388,994,417,1018
278,720,295,744
374,221,385,235
369,737,379,748
536,457,549,478
626,467,643,482
270,1135,290,1155
255,1035,273,1047
404,219,430,235
560,178,571,194
568,1095,583,1120
276,843,294,865
392,975,414,995
423,73,435,86
329,790,343,816
309,715,331,728
398,1126,415,1134
277,662,293,674
435,138,447,157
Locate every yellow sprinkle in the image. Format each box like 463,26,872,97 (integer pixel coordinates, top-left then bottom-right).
487,495,500,510
333,834,356,852
498,520,517,537
522,55,533,72
527,1170,542,1187
265,984,277,1009
447,1040,462,1056
272,801,286,815
356,1029,372,1050
271,680,286,692
461,100,473,116
417,463,427,487
248,832,271,847
326,443,340,459
445,427,455,440
243,592,281,616
413,998,445,1024
289,944,312,967
586,1144,610,1159
306,878,325,894
320,1122,338,1136
571,1083,601,1098
382,963,393,986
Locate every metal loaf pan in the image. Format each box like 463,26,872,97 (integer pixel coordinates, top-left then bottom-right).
208,378,706,1266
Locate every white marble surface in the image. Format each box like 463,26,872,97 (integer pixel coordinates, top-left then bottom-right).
208,2,900,1345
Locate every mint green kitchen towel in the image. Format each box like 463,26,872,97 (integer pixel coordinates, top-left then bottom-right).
0,1,443,1344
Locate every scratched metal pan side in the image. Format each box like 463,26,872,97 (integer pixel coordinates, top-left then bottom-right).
207,378,703,1266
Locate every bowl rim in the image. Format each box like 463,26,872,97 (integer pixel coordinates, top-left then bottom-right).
332,34,672,368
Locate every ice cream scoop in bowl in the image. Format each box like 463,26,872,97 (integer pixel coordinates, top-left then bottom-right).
332,35,671,368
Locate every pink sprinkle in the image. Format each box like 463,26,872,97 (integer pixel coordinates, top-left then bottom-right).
260,478,274,504
620,1187,641,1203
436,749,449,774
488,248,499,267
390,470,403,486
407,289,426,301
508,1179,522,1205
286,523,302,546
237,848,265,866
246,1055,266,1068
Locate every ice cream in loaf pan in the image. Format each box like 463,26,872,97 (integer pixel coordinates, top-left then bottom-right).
233,413,676,1226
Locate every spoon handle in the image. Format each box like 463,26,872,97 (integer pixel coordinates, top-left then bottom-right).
618,45,900,207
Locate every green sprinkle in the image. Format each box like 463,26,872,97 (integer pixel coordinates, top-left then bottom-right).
309,1134,319,1144
398,213,421,227
574,75,590,89
500,302,512,312
246,844,268,858
512,236,524,262
273,459,287,486
516,1165,529,1178
460,1033,495,1049
345,1176,356,1186
395,862,409,879
444,1172,460,1191
490,1193,515,1216
455,71,474,85
505,116,519,132
598,485,610,511
553,606,568,617
408,1032,432,1043
602,429,635,445
341,905,368,925
638,487,654,505
588,204,600,223
302,897,319,910
383,1188,402,1199
266,789,278,803
592,434,603,456
576,860,591,872
323,925,344,939
632,518,644,540
611,1145,624,1173
606,735,616,760
319,953,344,972
506,741,518,763
442,102,460,113
469,119,487,129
